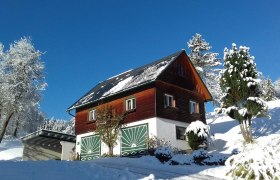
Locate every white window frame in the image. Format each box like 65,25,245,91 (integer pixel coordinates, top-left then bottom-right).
88,109,96,121
189,100,199,114
164,94,176,108
125,97,136,111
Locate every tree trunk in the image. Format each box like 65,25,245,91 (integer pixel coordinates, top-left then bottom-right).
0,112,14,143
108,144,113,156
13,119,19,137
239,120,253,143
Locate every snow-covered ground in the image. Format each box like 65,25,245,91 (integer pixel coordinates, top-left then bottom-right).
0,100,279,180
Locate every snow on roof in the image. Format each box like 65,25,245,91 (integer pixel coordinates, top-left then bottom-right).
67,50,184,111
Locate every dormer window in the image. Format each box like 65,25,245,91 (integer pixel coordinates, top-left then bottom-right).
125,98,136,111
189,100,199,114
88,109,96,121
164,94,176,108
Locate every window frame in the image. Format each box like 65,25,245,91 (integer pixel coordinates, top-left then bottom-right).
125,97,136,111
164,94,176,108
88,109,96,122
176,126,186,140
189,100,199,114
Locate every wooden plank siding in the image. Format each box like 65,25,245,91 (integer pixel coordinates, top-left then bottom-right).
74,51,210,135
155,52,207,124
155,80,206,124
75,88,156,135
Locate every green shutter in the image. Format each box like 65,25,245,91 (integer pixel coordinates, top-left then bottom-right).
121,124,148,156
80,135,101,161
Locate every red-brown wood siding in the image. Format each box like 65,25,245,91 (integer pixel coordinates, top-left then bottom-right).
158,53,211,101
75,88,156,135
155,80,206,124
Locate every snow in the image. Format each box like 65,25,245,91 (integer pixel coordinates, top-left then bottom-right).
70,54,178,110
0,138,23,161
1,100,280,179
102,76,133,97
186,120,210,138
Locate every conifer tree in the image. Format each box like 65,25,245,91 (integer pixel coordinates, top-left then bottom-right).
275,78,280,98
187,33,222,106
260,76,277,101
220,43,267,143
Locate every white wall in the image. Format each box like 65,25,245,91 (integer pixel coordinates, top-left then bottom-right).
76,117,190,156
60,141,75,161
156,117,190,150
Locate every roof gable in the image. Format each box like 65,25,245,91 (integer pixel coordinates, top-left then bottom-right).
67,50,184,111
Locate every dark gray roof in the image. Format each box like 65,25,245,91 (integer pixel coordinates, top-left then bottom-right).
21,130,76,149
67,50,185,111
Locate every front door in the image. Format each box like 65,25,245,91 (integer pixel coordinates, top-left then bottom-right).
121,124,148,156
80,135,101,161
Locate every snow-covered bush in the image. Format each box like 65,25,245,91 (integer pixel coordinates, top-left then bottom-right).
147,135,171,155
186,120,210,150
154,146,173,163
226,144,280,179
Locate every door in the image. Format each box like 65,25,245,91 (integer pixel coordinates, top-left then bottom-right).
80,135,101,161
121,124,148,156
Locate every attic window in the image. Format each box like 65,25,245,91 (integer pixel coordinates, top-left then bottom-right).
88,109,96,121
164,94,176,108
125,98,136,111
189,100,199,114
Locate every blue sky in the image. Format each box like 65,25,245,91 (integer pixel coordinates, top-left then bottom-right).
0,1,279,120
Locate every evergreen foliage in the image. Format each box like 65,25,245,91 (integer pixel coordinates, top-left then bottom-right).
185,120,209,150
260,76,277,101
186,131,206,150
95,106,125,156
220,43,267,143
275,78,280,98
187,33,222,106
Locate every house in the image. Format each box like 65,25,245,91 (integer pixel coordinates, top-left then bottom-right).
67,50,212,160
21,130,76,161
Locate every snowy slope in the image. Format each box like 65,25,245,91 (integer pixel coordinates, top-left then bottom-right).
0,137,23,161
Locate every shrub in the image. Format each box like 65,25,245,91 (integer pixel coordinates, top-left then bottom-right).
154,146,173,163
147,135,171,155
186,120,210,150
226,145,280,179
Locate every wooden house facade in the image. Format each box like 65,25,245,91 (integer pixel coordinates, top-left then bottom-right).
67,50,212,160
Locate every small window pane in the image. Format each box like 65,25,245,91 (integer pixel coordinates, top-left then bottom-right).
189,101,199,113
126,98,136,111
176,126,186,140
164,94,175,108
89,109,96,121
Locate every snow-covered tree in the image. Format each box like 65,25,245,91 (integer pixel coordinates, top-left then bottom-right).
0,37,46,142
6,106,46,137
39,117,75,135
187,33,222,106
260,76,277,101
220,43,267,143
275,78,280,98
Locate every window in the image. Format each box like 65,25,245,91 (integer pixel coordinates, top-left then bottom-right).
164,94,176,108
125,98,136,111
176,126,186,140
189,100,199,114
88,109,96,121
